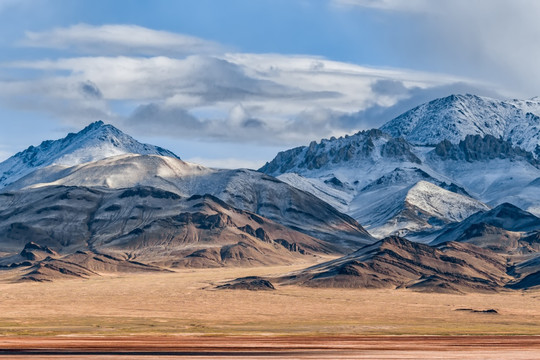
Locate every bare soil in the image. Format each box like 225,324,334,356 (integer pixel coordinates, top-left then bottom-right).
1,265,540,358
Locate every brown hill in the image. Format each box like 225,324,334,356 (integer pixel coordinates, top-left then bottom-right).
3,246,165,282
0,186,349,275
100,194,337,268
277,236,510,293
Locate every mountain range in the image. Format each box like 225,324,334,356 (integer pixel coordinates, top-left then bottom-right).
1,93,540,291
261,95,540,239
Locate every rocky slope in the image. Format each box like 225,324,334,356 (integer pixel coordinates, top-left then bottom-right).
0,185,342,273
6,154,373,250
431,203,540,247
276,236,510,293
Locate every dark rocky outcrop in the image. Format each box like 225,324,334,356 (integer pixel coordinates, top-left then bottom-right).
216,276,275,291
259,129,420,175
432,135,539,166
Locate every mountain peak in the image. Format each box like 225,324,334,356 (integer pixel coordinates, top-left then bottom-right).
380,94,540,153
0,121,180,189
85,120,105,129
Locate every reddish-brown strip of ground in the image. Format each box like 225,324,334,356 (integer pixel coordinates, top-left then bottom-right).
1,336,540,359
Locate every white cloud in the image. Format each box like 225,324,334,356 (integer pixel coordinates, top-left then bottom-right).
1,21,501,147
0,148,12,162
21,24,224,56
2,51,486,145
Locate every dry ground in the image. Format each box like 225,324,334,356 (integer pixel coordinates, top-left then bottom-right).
1,265,540,358
0,264,539,336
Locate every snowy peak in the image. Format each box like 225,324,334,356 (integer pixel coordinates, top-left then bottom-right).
0,121,180,188
44,120,179,166
380,94,540,155
352,178,489,239
405,181,490,223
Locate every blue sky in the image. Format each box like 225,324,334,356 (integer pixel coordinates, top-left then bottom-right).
1,0,539,168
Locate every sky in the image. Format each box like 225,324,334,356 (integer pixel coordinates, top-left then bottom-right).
0,0,539,168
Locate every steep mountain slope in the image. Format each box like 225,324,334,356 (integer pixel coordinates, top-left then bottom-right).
0,121,179,188
260,129,489,238
380,94,540,155
428,204,540,289
6,154,373,249
260,129,422,184
425,135,540,214
0,185,340,270
0,242,165,282
351,180,489,239
431,203,540,246
277,236,509,293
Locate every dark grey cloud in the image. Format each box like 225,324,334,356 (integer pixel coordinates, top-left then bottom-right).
242,118,265,129
122,80,506,147
179,57,342,104
370,79,408,96
79,80,102,99
129,103,204,132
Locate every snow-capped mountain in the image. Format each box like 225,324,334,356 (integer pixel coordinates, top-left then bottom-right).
425,135,540,213
261,94,540,239
0,121,179,188
260,127,486,238
260,129,421,180
380,94,540,156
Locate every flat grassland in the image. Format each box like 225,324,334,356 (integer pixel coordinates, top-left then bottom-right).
1,265,540,358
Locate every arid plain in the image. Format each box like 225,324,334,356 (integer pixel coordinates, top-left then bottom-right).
1,264,540,358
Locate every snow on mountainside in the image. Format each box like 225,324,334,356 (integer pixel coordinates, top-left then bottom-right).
432,203,540,246
405,181,489,223
0,121,179,188
380,94,540,155
259,129,428,194
260,94,540,239
260,129,421,178
350,180,489,239
425,135,540,213
259,128,483,238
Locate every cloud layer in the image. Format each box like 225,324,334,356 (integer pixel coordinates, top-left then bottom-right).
21,24,224,56
0,20,508,155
